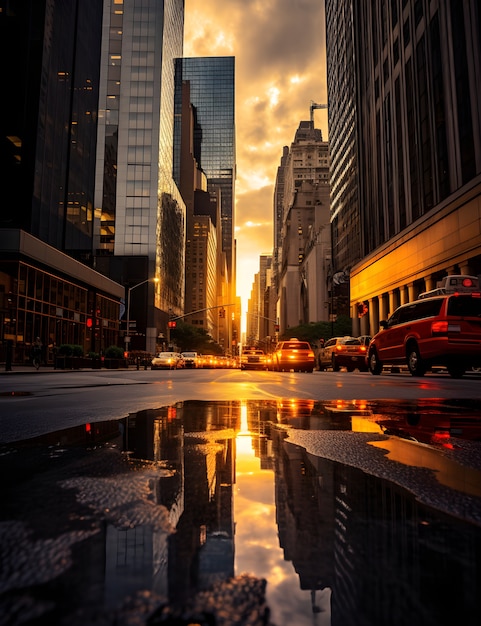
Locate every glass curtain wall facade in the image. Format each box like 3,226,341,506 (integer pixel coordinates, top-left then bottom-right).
94,0,186,354
0,1,124,364
1,0,103,257
9,263,118,364
174,57,236,288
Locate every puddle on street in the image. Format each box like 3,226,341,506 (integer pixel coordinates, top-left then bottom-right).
1,399,481,626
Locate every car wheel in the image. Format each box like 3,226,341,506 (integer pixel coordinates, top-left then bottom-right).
332,356,340,372
368,348,383,375
406,343,426,377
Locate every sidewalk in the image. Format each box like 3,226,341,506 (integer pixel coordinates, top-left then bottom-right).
0,364,138,375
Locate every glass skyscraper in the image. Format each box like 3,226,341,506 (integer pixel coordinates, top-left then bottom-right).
94,0,186,353
0,0,125,364
1,0,104,257
173,56,236,286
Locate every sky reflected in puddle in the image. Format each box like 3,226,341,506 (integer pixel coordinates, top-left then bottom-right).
1,399,481,625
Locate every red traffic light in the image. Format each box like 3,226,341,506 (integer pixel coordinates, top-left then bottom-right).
86,318,93,328
168,320,176,329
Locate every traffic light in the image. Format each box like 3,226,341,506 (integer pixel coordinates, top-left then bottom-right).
86,317,93,328
357,302,369,317
168,320,176,329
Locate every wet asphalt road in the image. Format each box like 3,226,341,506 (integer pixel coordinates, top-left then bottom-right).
1,367,481,625
1,366,481,443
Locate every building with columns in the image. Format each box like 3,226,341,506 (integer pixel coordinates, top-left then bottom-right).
326,0,481,338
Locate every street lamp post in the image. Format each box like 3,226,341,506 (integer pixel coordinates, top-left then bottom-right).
125,277,158,353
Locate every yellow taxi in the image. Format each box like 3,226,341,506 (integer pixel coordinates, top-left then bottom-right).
274,339,315,372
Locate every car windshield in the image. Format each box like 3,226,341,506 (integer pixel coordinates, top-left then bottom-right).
282,343,310,350
341,337,361,345
182,353,196,357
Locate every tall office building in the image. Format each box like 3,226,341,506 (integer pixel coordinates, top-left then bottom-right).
275,122,331,331
326,0,481,336
0,0,124,364
272,147,289,308
94,0,186,354
174,56,236,292
1,0,103,256
325,0,359,317
245,255,272,346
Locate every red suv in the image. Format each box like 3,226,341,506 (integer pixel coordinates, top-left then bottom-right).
367,289,481,378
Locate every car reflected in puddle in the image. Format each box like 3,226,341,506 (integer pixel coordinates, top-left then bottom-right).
1,399,481,625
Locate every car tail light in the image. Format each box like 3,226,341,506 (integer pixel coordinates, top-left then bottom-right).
360,345,367,352
308,351,314,358
335,344,345,351
431,321,461,335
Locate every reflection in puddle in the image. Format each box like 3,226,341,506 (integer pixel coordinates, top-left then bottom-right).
369,437,481,498
1,399,480,625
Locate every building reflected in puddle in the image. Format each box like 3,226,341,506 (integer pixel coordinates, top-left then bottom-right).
1,399,480,625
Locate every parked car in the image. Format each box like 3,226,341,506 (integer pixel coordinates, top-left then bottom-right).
274,339,315,372
199,354,220,368
318,336,368,372
240,348,267,370
368,286,481,378
216,355,236,368
265,353,275,370
358,335,372,347
151,352,184,370
181,351,198,368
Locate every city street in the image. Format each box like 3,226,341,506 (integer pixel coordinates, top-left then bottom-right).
2,367,481,443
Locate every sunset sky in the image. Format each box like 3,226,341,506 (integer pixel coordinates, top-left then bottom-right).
183,0,328,324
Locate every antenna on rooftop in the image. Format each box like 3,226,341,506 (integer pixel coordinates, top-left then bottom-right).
310,101,328,123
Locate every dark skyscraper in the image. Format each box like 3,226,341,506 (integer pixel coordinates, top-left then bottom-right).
326,0,481,337
174,56,236,287
0,0,123,361
1,0,103,258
